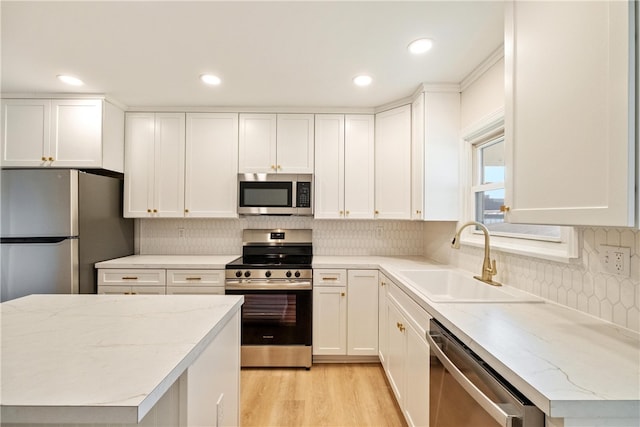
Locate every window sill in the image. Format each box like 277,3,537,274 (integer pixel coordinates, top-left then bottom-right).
459,230,579,264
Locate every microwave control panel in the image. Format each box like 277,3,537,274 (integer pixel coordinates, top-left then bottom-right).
297,182,311,208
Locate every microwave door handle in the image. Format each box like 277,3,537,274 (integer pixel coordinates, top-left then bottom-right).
426,332,518,427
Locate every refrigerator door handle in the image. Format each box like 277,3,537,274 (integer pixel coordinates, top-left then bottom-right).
1,237,76,244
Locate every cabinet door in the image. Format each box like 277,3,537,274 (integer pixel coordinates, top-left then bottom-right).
185,113,238,217
314,114,345,219
154,113,186,217
505,0,635,226
404,324,430,427
124,113,156,217
344,115,375,219
50,99,102,167
378,274,390,367
1,99,50,166
276,114,314,173
238,113,277,173
312,285,347,355
375,105,411,219
385,299,406,405
411,94,425,220
347,270,378,356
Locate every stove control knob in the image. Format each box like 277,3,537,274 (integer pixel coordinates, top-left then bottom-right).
294,271,301,278
286,271,292,278
265,271,272,278
235,270,242,278
244,271,251,278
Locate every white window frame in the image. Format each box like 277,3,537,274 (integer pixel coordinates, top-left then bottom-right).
460,108,579,262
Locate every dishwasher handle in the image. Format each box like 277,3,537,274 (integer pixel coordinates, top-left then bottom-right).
426,331,519,427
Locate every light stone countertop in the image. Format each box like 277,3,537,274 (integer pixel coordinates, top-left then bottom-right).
0,294,243,424
93,254,640,420
95,254,240,269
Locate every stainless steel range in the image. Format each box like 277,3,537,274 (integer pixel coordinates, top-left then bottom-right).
225,229,312,368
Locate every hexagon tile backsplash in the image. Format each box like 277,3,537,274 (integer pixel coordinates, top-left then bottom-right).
139,219,639,332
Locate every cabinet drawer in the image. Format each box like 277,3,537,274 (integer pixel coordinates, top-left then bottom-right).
166,269,224,287
98,269,166,286
314,269,347,286
388,281,431,338
166,286,224,295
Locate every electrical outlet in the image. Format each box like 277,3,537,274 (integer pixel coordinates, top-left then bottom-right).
599,245,631,277
375,226,383,239
216,393,224,427
178,227,185,238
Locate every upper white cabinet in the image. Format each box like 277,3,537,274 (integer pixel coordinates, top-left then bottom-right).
238,113,314,174
375,105,412,220
411,90,461,221
314,114,375,219
1,98,124,172
504,0,636,226
185,113,239,218
124,113,185,218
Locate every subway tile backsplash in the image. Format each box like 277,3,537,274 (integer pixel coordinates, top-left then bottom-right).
139,218,639,332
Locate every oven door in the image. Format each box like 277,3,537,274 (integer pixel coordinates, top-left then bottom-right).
426,320,544,427
225,288,312,346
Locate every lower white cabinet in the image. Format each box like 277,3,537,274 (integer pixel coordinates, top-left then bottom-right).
166,269,225,295
383,279,430,427
97,268,225,295
378,273,391,366
313,269,379,357
97,269,166,295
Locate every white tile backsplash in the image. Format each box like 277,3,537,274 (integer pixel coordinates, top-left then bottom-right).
139,218,639,331
424,222,640,332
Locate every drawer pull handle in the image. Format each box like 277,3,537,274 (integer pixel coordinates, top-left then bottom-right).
323,277,338,281
122,277,138,280
186,277,202,281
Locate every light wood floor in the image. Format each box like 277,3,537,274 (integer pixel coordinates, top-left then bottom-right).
241,363,407,427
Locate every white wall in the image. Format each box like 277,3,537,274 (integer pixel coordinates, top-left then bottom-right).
428,58,640,333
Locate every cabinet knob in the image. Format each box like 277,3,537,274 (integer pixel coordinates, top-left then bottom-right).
41,156,47,161
277,165,282,170
271,165,276,170
381,281,386,287
399,324,405,332
500,205,510,213
341,292,346,297
48,157,54,161
185,209,189,213
346,210,350,216
339,210,343,215
147,209,152,213
153,209,158,213
374,210,379,215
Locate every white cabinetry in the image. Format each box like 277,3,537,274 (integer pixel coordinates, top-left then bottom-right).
312,269,378,357
1,98,124,171
383,279,430,427
505,0,636,226
375,105,412,219
238,113,314,173
166,269,225,295
97,269,166,295
378,273,390,367
314,114,375,219
185,113,239,217
411,89,461,220
124,113,185,218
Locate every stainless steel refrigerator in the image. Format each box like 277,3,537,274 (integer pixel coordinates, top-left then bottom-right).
1,169,134,301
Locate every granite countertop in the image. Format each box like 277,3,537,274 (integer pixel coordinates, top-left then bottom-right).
0,294,243,424
93,254,640,420
313,255,640,420
95,254,240,269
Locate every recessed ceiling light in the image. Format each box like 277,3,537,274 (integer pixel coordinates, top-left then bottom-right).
353,75,373,87
57,75,84,86
200,74,221,86
408,38,433,55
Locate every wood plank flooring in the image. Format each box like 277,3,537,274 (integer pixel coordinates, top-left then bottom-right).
241,363,407,427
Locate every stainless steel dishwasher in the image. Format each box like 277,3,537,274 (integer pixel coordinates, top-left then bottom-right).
426,319,544,427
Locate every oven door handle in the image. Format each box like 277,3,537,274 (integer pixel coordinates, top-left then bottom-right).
426,332,518,427
225,281,312,290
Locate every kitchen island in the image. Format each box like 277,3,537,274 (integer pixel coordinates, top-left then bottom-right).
0,294,243,426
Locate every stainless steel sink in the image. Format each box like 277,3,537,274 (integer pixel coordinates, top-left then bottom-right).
394,269,542,303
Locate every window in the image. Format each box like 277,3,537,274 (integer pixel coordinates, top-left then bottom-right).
461,109,577,262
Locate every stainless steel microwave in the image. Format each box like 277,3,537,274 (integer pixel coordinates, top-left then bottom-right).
238,174,313,215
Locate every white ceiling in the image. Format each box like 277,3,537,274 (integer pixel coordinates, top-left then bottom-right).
1,1,504,109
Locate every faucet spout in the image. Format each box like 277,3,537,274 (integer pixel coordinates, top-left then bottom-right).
451,221,501,286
